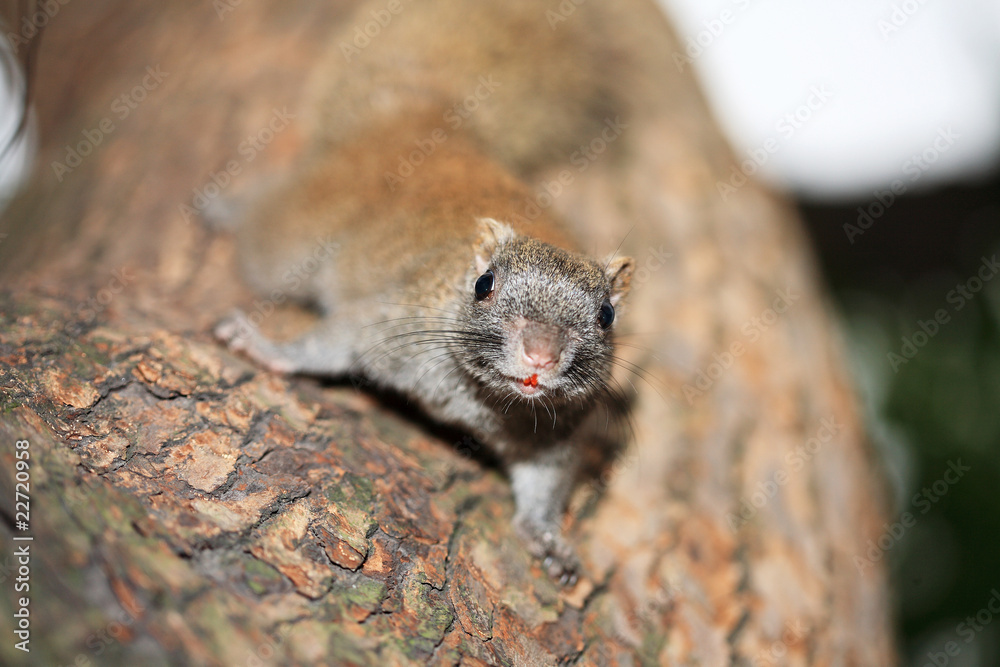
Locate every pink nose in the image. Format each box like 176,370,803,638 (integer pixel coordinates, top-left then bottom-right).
522,343,557,369
519,319,562,370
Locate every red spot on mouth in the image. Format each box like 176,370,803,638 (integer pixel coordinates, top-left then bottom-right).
522,374,539,388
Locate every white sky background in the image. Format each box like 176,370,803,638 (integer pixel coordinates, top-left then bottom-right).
1,3,999,203
657,0,1000,200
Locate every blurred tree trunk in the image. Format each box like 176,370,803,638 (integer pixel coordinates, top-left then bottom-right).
0,1,894,665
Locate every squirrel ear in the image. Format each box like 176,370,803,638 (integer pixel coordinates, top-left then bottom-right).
604,255,634,305
474,217,515,274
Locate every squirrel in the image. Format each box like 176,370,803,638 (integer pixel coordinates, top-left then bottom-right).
213,0,670,584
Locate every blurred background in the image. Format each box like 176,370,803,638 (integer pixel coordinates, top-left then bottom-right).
2,0,998,662
659,0,1000,664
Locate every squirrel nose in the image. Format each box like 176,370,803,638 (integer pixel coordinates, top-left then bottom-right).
522,344,557,370
520,321,561,370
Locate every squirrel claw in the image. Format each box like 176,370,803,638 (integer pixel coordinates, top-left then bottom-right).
516,517,581,586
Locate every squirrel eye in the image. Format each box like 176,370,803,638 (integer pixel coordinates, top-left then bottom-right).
598,299,615,329
474,270,495,301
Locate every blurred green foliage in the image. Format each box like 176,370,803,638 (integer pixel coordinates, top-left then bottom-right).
810,190,1000,666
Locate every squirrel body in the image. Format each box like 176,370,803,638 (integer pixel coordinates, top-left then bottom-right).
217,0,656,582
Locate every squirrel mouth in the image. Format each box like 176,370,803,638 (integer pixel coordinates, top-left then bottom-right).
514,374,541,395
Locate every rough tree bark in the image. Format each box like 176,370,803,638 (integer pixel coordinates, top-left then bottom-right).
0,1,894,665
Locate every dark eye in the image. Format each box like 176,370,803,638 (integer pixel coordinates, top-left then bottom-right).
474,270,494,301
598,299,615,329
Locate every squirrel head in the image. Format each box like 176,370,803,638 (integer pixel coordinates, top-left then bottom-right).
458,218,634,404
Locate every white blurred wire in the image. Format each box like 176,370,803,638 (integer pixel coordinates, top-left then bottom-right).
0,31,35,214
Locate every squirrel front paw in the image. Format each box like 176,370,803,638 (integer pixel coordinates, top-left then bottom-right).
213,310,296,374
515,516,581,586
214,310,252,349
